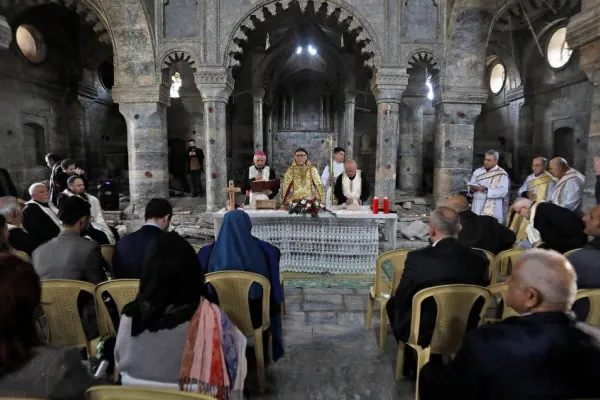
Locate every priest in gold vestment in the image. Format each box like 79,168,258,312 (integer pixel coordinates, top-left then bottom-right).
509,157,556,241
281,148,325,204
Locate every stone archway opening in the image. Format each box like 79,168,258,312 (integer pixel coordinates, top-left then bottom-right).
553,127,575,166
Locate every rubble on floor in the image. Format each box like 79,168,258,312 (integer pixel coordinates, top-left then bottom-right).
393,190,432,242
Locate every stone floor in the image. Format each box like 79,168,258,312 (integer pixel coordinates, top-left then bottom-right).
246,287,415,399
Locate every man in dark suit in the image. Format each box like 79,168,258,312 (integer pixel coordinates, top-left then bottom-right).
386,206,489,377
112,198,172,279
22,183,62,248
446,194,516,254
45,153,62,206
511,198,587,253
420,249,600,400
0,196,36,256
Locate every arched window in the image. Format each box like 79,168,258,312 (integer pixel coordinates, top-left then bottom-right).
489,62,506,94
23,123,46,166
547,27,572,69
16,24,46,64
170,72,181,98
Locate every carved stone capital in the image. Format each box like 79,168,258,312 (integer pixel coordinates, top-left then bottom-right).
343,91,356,104
251,88,266,102
195,68,235,102
112,85,170,106
0,16,11,50
506,85,524,102
433,87,488,107
370,67,409,103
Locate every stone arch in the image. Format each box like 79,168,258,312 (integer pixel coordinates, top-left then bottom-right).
161,50,198,72
407,49,443,74
223,0,382,71
486,41,522,90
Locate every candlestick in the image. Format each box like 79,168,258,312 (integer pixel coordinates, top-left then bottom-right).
383,197,390,214
372,197,379,214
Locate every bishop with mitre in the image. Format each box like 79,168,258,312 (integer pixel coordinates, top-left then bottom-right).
334,159,370,206
281,148,324,204
241,150,278,207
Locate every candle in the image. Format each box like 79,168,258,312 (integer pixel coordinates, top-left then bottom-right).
372,197,379,214
383,197,390,214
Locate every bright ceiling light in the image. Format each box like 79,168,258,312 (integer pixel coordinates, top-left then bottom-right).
296,46,303,55
308,45,317,55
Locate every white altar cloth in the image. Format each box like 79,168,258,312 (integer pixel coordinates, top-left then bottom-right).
213,207,397,274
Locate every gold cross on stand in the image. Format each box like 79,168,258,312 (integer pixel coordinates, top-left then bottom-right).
224,180,241,210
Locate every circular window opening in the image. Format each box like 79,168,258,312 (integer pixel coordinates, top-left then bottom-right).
16,24,47,64
98,62,114,90
489,63,506,94
547,27,572,69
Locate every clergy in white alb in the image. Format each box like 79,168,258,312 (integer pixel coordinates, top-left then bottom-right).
517,157,556,201
321,147,345,207
240,150,278,207
333,159,371,206
469,150,510,224
549,157,585,216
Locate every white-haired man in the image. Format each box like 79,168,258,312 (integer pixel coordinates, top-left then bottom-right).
22,183,62,247
549,157,585,216
0,196,36,255
469,150,510,223
511,197,587,253
241,150,278,207
333,159,371,206
420,249,600,399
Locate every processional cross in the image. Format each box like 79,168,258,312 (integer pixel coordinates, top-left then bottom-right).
225,180,241,210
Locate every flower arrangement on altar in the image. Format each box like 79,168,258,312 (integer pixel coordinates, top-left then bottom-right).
287,197,327,215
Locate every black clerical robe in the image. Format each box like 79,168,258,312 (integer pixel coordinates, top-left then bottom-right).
532,202,588,253
333,173,371,204
7,227,37,256
457,210,516,255
49,164,62,205
241,166,278,203
22,202,61,248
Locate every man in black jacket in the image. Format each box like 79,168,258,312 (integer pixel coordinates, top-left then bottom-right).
511,198,587,253
186,139,205,197
386,206,489,377
0,196,36,255
446,194,515,254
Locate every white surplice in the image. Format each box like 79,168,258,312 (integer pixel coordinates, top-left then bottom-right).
61,190,115,244
248,165,271,207
550,168,585,215
321,161,344,207
469,165,510,224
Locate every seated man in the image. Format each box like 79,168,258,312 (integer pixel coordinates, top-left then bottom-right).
333,159,371,206
53,159,87,205
58,176,117,245
22,183,62,248
0,196,36,256
113,198,172,279
446,194,515,255
511,198,587,253
548,157,585,216
386,207,489,377
420,249,600,400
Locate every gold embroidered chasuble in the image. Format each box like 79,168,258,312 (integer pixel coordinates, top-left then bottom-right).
509,171,555,241
281,161,325,204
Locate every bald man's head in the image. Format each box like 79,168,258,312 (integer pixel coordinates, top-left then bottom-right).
549,157,569,179
445,195,469,213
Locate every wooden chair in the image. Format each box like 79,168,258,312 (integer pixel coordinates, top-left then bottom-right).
86,386,217,400
40,279,97,356
491,248,525,284
95,279,140,337
472,248,495,282
204,271,271,394
564,248,582,257
13,250,31,262
486,283,519,323
394,284,492,400
574,289,600,326
191,245,201,254
365,249,410,350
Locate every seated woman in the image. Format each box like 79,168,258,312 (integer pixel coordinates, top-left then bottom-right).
0,253,97,399
198,209,284,361
115,232,246,398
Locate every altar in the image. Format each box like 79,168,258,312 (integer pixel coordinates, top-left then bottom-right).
213,207,397,275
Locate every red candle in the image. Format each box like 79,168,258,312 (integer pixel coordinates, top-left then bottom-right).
372,197,379,214
383,197,390,214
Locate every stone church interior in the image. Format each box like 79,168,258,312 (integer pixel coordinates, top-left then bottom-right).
1,0,600,398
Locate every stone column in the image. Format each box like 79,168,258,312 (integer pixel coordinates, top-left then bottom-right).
196,69,234,212
567,2,600,212
343,91,356,159
432,90,488,207
399,96,424,194
371,68,408,202
281,94,287,129
289,91,295,129
251,88,265,151
113,85,170,216
0,16,11,50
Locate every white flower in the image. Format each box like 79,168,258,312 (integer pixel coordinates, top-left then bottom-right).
306,203,312,208
291,203,296,208
301,200,306,205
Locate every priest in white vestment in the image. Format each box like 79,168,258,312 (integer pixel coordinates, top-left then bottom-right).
58,176,116,245
241,150,278,207
321,147,345,207
549,157,585,216
333,160,371,206
517,157,556,200
469,150,510,224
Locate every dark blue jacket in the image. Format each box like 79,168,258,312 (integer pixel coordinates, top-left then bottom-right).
596,175,600,204
112,225,163,279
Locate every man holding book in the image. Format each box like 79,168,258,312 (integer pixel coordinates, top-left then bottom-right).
241,150,279,207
